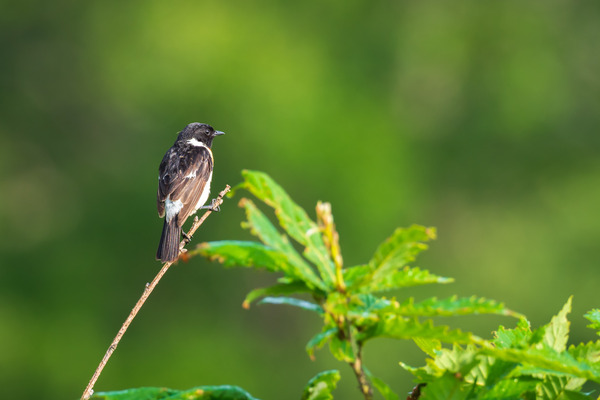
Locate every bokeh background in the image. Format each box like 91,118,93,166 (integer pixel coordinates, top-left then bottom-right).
2,1,600,399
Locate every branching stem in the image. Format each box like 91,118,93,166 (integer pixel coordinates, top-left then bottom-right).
80,185,231,400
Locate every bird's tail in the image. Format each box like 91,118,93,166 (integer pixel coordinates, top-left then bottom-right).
156,218,181,262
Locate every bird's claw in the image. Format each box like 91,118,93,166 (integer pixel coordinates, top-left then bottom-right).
201,198,221,212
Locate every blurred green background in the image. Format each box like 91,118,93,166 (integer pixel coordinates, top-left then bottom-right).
1,1,600,399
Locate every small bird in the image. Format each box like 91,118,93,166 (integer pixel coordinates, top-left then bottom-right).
156,122,225,262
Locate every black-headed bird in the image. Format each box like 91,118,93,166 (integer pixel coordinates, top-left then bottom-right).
156,123,224,262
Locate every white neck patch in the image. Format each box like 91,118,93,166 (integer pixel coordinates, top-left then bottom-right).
187,138,208,148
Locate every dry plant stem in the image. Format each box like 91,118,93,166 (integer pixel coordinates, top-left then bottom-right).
80,185,231,400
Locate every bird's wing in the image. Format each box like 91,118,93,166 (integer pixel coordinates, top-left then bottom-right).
157,145,213,226
157,147,177,217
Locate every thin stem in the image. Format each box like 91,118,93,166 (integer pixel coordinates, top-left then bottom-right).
330,306,372,400
333,293,371,400
350,344,372,400
80,185,231,400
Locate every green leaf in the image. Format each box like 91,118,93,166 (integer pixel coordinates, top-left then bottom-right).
240,170,336,285
193,241,293,273
479,379,539,400
403,302,600,399
259,296,323,314
413,337,442,358
306,328,337,360
344,264,453,294
92,385,261,400
243,281,313,308
364,367,399,400
364,225,436,289
480,344,600,383
412,344,481,379
395,296,522,318
544,296,572,352
92,387,177,400
239,198,324,290
401,345,539,399
357,316,474,344
419,372,470,400
329,335,355,362
483,358,520,388
537,375,591,400
301,370,340,400
568,341,600,365
340,264,369,288
493,318,533,349
584,309,600,336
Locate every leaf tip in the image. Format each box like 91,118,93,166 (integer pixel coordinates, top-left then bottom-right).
425,226,437,240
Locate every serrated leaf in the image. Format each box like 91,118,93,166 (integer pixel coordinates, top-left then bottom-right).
569,341,600,365
341,264,370,288
419,372,470,400
417,344,481,379
480,344,600,383
92,385,261,400
365,225,436,289
240,170,336,285
243,281,313,308
479,379,538,400
356,316,473,344
537,375,592,400
344,265,452,294
483,358,519,387
239,198,324,290
347,294,392,326
301,370,340,400
544,296,572,352
493,318,533,349
259,296,323,314
193,241,293,273
413,337,442,358
395,296,521,318
306,328,337,360
370,267,453,293
584,309,600,336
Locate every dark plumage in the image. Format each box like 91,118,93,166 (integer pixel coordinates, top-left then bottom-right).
156,123,224,262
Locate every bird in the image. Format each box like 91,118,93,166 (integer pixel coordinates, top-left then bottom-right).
156,122,225,262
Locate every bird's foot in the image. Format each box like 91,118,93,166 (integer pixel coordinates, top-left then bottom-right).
200,198,221,212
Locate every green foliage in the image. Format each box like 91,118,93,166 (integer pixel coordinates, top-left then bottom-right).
585,309,600,336
91,371,340,400
401,297,600,399
91,385,260,400
91,171,600,399
191,170,521,399
301,370,341,400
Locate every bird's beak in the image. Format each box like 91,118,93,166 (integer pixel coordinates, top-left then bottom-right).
214,131,225,136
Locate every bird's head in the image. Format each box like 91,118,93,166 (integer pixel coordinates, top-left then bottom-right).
178,122,225,147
